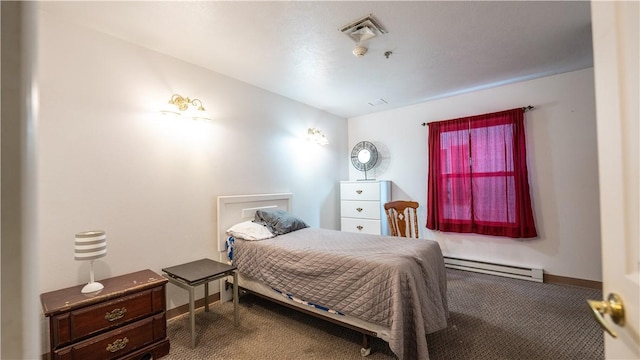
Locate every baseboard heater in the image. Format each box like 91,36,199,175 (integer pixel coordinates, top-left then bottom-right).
444,256,543,283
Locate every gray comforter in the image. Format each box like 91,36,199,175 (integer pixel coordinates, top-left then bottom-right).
233,227,448,360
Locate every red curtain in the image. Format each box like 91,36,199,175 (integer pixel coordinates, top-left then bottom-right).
426,108,537,238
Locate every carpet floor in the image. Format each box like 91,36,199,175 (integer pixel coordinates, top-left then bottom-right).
164,269,604,360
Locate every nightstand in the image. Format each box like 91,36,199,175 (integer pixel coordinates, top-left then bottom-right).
162,258,238,348
40,269,169,360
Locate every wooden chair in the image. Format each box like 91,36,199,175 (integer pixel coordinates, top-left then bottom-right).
384,200,420,238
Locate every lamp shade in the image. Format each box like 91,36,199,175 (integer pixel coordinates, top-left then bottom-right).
74,231,107,261
75,230,107,293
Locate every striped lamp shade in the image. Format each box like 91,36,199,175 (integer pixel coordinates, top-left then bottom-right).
74,231,107,261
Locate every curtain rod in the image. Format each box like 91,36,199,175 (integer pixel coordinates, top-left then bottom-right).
421,105,535,126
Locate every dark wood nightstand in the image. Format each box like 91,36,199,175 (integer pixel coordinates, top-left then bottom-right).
40,269,169,360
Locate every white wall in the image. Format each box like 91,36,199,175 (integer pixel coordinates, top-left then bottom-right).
348,68,601,282
36,10,347,351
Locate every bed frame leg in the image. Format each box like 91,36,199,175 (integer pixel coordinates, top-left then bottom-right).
360,334,371,357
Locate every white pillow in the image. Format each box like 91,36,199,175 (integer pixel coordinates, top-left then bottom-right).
226,221,275,240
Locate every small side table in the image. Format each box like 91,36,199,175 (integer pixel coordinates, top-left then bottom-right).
162,258,238,348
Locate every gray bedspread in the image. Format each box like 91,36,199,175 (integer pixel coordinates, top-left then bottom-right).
233,227,448,360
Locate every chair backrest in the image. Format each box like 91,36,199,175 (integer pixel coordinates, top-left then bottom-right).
384,200,420,238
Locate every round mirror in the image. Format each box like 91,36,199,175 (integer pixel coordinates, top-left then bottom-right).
350,141,379,180
357,149,371,164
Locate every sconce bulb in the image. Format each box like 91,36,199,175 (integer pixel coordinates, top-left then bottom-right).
307,128,329,145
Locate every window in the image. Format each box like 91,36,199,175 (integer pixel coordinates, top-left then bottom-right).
426,108,537,238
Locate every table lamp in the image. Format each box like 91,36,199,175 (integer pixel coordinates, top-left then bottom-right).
74,230,107,293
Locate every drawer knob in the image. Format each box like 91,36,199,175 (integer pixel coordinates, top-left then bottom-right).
356,225,363,231
105,307,127,322
356,190,363,194
356,207,363,212
106,337,129,353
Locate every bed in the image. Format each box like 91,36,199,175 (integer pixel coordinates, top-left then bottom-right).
216,193,448,359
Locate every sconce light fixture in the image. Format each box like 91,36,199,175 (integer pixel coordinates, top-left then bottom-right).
307,128,329,145
74,230,107,293
161,94,212,120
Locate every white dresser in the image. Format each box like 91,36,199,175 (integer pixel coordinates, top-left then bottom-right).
340,180,391,235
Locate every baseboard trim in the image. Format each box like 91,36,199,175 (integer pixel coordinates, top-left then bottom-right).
544,274,602,290
166,292,221,320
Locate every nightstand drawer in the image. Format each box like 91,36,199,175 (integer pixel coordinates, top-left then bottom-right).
341,218,382,235
341,200,381,219
51,286,164,348
340,182,381,201
53,313,167,360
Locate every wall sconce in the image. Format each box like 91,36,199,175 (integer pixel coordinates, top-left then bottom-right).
160,94,212,120
307,128,329,145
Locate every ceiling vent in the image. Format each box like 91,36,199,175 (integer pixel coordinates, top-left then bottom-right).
368,98,388,107
339,14,387,43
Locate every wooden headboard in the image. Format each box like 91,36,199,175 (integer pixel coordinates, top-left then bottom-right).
216,193,292,252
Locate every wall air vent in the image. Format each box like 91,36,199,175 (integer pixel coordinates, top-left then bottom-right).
339,14,387,43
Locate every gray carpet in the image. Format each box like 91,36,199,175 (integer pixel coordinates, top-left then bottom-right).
164,269,604,359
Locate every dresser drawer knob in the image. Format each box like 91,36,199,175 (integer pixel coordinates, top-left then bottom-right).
356,190,363,194
356,225,363,231
356,207,363,212
105,307,127,322
106,337,129,353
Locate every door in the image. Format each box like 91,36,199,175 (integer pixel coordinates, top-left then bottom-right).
591,1,639,359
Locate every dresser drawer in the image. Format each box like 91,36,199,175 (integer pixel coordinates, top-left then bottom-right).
341,200,381,220
341,218,382,235
51,286,165,348
53,313,167,360
340,182,381,201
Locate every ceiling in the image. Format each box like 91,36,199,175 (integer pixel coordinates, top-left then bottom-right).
39,1,593,118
